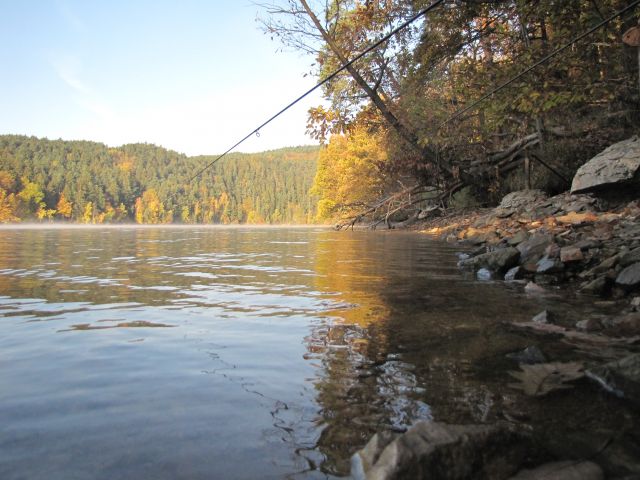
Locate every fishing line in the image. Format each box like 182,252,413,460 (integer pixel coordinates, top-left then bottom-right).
185,0,446,184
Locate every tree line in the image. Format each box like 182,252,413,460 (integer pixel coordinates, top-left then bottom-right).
0,135,318,224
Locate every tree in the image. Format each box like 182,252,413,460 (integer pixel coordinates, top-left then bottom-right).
312,125,387,220
56,193,73,219
0,189,19,223
16,178,45,218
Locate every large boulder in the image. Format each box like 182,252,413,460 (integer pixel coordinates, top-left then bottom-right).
571,136,640,194
351,422,531,480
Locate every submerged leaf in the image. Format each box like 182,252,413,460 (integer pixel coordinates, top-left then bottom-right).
509,362,585,396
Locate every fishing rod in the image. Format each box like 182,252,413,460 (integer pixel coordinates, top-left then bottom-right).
186,0,446,185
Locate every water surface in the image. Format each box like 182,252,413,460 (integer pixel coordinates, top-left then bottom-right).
0,227,636,478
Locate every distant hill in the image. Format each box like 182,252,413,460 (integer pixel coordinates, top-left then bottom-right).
0,135,319,224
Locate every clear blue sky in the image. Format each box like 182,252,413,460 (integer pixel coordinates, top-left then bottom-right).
0,0,323,155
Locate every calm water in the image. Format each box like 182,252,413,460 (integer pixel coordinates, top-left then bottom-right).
0,226,637,479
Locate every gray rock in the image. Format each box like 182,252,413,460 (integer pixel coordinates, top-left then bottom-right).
506,346,547,364
477,268,493,281
580,276,610,296
620,248,640,268
571,136,640,194
574,238,602,251
532,310,555,324
524,282,546,294
500,190,548,210
508,461,603,480
560,246,584,263
536,256,564,274
603,312,640,336
616,263,640,289
582,254,620,279
576,318,603,332
586,354,640,406
459,247,520,273
517,234,554,266
507,230,529,246
351,422,530,480
504,266,524,282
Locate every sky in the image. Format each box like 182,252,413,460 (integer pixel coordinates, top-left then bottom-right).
0,0,324,155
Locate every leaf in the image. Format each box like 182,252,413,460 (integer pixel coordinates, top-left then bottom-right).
509,362,585,397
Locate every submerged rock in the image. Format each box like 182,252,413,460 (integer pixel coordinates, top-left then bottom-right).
571,136,640,194
477,268,493,281
524,282,546,294
351,422,530,480
506,346,547,365
532,310,555,324
586,354,640,406
508,461,603,480
603,312,640,336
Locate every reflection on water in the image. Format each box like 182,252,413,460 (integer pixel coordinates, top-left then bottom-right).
0,227,636,479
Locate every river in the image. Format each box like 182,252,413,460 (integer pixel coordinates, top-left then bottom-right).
0,226,636,479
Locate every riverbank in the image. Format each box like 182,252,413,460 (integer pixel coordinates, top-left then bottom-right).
415,189,640,313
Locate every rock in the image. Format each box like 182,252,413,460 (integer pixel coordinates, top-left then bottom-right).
580,276,610,296
620,247,640,267
517,234,554,266
574,238,602,251
586,354,640,406
576,318,603,332
616,263,640,289
603,312,640,336
508,461,603,480
582,254,620,278
456,252,471,262
459,247,520,273
532,310,555,324
504,266,524,282
351,430,399,478
524,282,546,294
507,230,529,246
500,190,548,210
544,243,561,259
351,422,530,480
506,346,547,364
560,246,584,263
477,268,493,280
536,256,565,274
631,297,640,308
571,136,640,194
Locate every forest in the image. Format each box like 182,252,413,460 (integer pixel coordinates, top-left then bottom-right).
0,135,318,224
262,0,639,224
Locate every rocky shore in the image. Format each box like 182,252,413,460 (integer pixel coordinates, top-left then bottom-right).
352,137,640,479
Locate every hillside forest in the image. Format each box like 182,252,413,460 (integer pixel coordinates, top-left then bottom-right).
0,136,318,224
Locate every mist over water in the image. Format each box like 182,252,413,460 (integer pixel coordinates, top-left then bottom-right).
0,227,634,478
